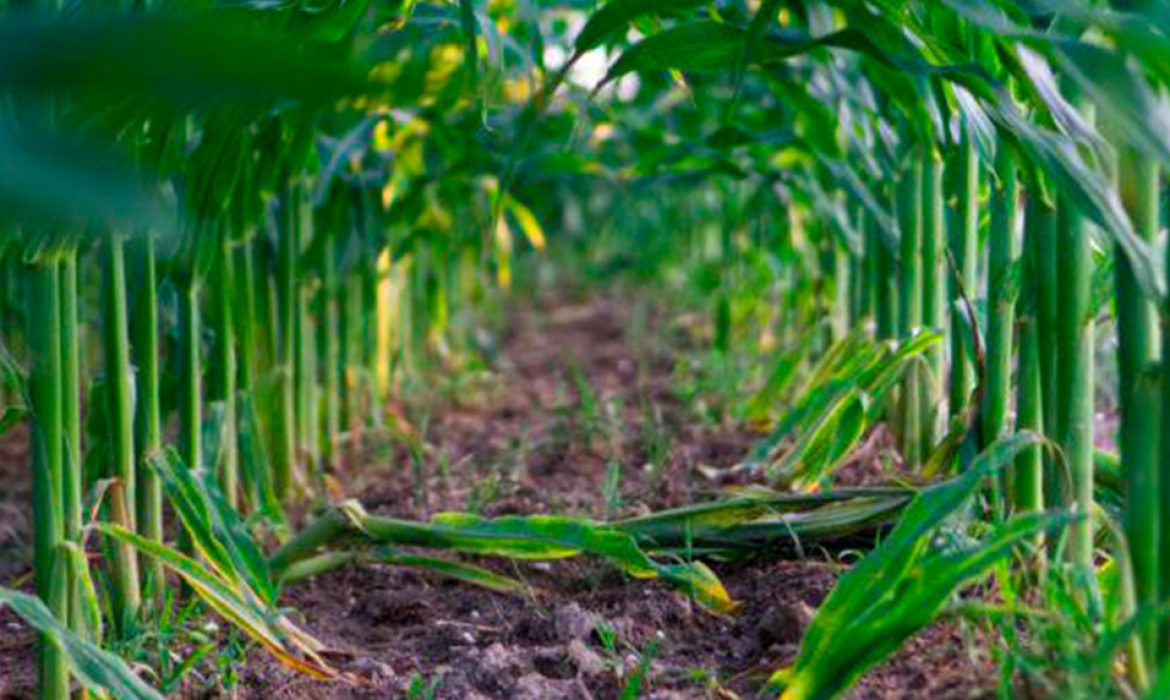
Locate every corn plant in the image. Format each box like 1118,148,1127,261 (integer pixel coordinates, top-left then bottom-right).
769,434,1057,700
5,0,1170,698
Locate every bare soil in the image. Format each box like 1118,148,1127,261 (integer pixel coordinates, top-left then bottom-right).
0,293,994,699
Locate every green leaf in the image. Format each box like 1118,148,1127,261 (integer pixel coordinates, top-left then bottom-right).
772,433,1053,700
237,393,285,527
601,22,884,87
817,156,899,253
96,523,341,680
601,22,745,84
575,0,707,53
987,96,1164,300
1147,656,1170,700
59,542,103,645
0,405,26,438
767,390,866,488
459,0,480,96
0,586,163,700
148,447,276,605
1057,42,1170,172
367,548,530,596
617,488,912,556
0,126,173,239
276,504,739,613
0,13,369,104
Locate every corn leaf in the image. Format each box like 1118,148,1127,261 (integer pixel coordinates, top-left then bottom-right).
96,523,341,681
0,586,163,700
148,446,277,605
601,22,887,87
618,489,913,556
749,331,940,487
575,0,707,53
0,13,369,103
770,433,1053,700
277,505,738,613
59,542,103,645
368,548,530,596
0,126,172,238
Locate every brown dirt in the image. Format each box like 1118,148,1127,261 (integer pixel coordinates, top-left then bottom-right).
0,294,994,699
237,295,993,700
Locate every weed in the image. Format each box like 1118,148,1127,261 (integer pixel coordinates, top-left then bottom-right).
602,460,624,519
406,671,442,700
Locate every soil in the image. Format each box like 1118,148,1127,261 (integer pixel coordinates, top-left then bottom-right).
0,292,994,699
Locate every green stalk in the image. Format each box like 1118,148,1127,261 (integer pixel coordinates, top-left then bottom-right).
24,257,70,699
1034,192,1060,510
1117,151,1160,659
179,280,202,482
131,236,165,604
1161,169,1170,659
897,154,923,469
836,239,850,344
921,152,946,450
852,205,871,326
233,239,258,512
234,239,257,414
57,251,82,643
340,269,363,447
409,250,429,371
397,255,416,376
983,146,1019,457
362,256,381,429
871,210,896,342
296,283,319,485
949,129,980,419
273,183,299,500
1014,193,1047,519
816,227,838,348
101,235,142,633
255,241,280,378
1056,90,1096,572
320,232,340,473
1053,224,1094,564
294,193,319,484
58,253,82,548
212,238,239,508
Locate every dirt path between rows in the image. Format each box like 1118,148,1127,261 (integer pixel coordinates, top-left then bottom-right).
238,294,992,700
0,293,992,699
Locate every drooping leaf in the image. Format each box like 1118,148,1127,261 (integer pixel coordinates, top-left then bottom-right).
0,586,163,700
0,126,173,239
987,96,1164,300
97,524,341,681
575,0,708,54
367,548,530,596
617,488,913,556
147,447,275,604
0,13,369,104
272,503,738,613
601,22,887,87
1056,42,1170,172
770,433,1054,700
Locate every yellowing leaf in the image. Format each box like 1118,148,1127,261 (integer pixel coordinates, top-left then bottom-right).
424,43,465,97
495,215,513,288
372,120,393,152
507,198,545,250
380,177,398,210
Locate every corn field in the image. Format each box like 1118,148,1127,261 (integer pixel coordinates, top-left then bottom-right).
2,0,1170,698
